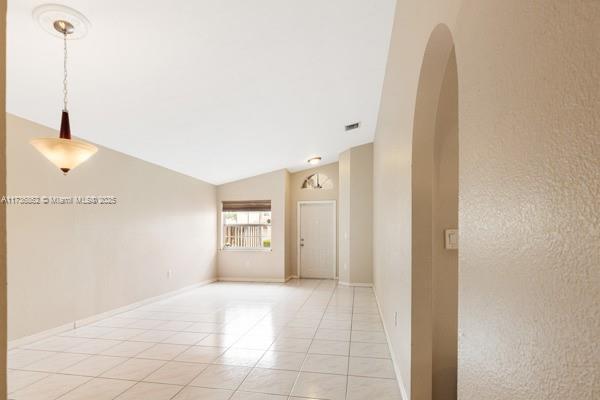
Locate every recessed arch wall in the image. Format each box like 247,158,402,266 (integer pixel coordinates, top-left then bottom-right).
411,24,458,400
374,1,598,400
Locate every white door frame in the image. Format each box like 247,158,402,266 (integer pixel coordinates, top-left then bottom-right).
297,200,337,279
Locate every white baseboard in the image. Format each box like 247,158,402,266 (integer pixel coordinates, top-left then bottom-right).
217,277,287,283
285,275,299,281
338,281,373,287
8,322,76,350
373,285,409,400
8,278,217,350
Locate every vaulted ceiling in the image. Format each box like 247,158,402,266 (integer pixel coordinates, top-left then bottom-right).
8,0,396,184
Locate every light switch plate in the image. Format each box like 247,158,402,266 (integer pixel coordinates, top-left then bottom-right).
444,229,458,250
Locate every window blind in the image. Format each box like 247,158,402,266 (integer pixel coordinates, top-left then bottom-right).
222,200,271,212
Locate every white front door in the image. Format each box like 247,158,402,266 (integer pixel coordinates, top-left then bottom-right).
299,202,336,279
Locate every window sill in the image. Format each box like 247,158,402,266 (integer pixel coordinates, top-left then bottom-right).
220,248,272,252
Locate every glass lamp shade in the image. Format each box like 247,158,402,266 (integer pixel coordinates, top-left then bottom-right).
30,137,98,174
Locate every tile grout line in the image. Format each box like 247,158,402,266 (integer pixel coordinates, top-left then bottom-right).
287,280,340,400
129,284,293,400
235,279,324,399
156,279,324,400
10,281,396,400
226,280,321,395
343,285,355,400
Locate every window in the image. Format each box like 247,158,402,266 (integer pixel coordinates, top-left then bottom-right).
222,200,272,250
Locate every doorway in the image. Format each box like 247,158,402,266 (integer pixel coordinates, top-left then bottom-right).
411,24,459,400
297,201,336,279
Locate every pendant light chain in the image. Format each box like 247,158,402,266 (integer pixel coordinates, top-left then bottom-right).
63,32,68,112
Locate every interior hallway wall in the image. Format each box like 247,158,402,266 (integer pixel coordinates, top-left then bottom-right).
0,0,7,395
285,170,292,279
431,50,458,400
348,143,373,284
409,32,459,400
339,144,373,285
455,2,599,398
289,162,339,278
372,1,600,399
7,114,218,341
338,152,350,284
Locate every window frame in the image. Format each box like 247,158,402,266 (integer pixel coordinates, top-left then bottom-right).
220,208,272,252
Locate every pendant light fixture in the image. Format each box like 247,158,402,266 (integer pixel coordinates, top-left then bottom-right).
30,11,97,175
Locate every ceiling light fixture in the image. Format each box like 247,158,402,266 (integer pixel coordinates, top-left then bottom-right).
30,6,97,175
307,156,322,165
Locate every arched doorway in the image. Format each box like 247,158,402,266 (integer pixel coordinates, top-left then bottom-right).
411,24,458,400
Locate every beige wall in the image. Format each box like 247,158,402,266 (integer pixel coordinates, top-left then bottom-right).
373,1,600,399
216,169,287,281
7,114,218,340
348,143,373,284
431,49,458,400
284,170,292,279
0,1,7,395
217,164,339,281
289,162,339,278
410,39,459,400
339,144,373,285
338,152,350,283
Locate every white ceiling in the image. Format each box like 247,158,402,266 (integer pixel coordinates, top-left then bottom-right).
7,0,396,184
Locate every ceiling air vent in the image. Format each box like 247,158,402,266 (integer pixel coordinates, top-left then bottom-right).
345,122,361,132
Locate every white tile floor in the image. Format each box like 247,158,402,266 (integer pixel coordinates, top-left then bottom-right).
8,279,402,400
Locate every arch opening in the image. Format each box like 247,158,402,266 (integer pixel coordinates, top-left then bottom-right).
411,24,458,400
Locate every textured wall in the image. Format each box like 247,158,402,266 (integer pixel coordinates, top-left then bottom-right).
7,114,218,340
455,2,600,399
373,0,600,399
